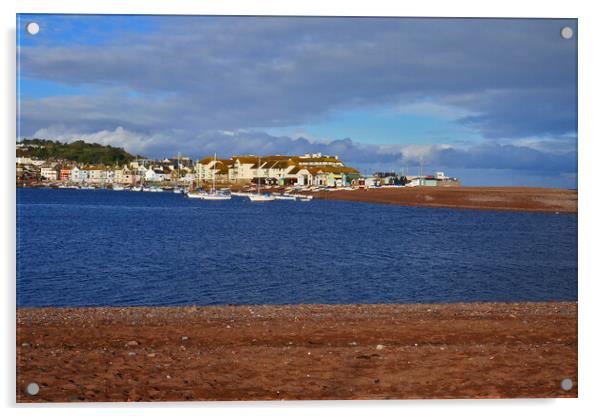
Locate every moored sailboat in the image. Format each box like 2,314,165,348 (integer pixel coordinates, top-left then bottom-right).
201,153,231,200
248,157,274,202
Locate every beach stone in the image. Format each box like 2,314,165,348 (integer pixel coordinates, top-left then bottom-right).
128,352,137,356
348,341,358,346
376,344,385,350
181,336,189,341
147,353,156,358
125,340,138,347
21,342,30,347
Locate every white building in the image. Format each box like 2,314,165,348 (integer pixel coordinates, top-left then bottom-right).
69,167,88,183
228,156,257,183
40,164,59,181
86,166,109,184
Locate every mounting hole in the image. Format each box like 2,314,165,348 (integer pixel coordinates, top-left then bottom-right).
560,378,573,391
26,22,40,36
25,382,39,396
560,26,573,40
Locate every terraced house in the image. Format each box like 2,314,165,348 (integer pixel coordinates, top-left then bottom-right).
195,153,360,187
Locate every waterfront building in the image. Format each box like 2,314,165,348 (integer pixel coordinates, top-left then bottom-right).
59,166,71,181
69,166,88,183
40,163,59,181
196,157,231,182
85,165,109,185
196,153,357,187
229,156,258,183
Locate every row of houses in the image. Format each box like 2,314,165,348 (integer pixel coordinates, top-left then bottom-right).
361,171,460,187
18,152,459,188
17,152,362,187
196,153,360,187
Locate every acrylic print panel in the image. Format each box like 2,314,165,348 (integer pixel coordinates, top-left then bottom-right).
16,14,577,402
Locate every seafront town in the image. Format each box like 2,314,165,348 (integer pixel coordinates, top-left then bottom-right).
16,143,460,192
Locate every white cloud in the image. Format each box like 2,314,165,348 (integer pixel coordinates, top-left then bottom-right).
396,100,479,121
32,125,166,156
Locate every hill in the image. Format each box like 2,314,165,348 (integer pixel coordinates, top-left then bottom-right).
17,139,140,165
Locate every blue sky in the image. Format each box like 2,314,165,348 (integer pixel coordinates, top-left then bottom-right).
17,15,577,187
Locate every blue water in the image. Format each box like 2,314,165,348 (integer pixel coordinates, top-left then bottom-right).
16,188,577,307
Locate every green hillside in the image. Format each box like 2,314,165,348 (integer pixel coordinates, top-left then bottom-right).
17,139,140,165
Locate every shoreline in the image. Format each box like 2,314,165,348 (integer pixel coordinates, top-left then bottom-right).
314,187,577,213
18,185,578,213
17,302,577,402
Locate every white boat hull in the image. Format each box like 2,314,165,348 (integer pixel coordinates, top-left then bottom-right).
202,194,232,200
249,194,275,202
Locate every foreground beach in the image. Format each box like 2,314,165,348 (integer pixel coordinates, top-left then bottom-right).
16,302,576,402
314,187,577,213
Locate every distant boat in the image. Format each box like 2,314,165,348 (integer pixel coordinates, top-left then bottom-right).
113,185,125,191
200,153,231,200
131,186,142,192
173,187,183,194
249,156,274,202
202,191,231,200
187,191,205,199
294,194,313,201
249,193,275,202
274,194,297,201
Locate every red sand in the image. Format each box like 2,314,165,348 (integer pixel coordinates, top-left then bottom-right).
17,302,577,402
314,187,577,213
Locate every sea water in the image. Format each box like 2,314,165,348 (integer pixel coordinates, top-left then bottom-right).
16,188,577,307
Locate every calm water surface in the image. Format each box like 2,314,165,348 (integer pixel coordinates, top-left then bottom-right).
16,188,577,307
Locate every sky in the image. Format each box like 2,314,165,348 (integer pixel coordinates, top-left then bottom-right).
17,15,577,187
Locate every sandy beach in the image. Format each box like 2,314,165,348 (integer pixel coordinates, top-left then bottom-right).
16,302,577,402
313,187,577,213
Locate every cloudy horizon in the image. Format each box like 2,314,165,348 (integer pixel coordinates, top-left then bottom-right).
17,15,577,187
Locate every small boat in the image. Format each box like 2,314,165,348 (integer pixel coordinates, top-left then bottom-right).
187,191,206,199
200,153,232,200
274,194,297,201
113,185,125,191
249,193,275,202
149,187,164,192
249,157,274,202
202,192,231,201
295,195,313,201
173,187,183,194
131,186,142,192
80,185,95,190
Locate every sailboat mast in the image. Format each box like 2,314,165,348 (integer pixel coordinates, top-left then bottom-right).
213,153,217,192
257,157,261,195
